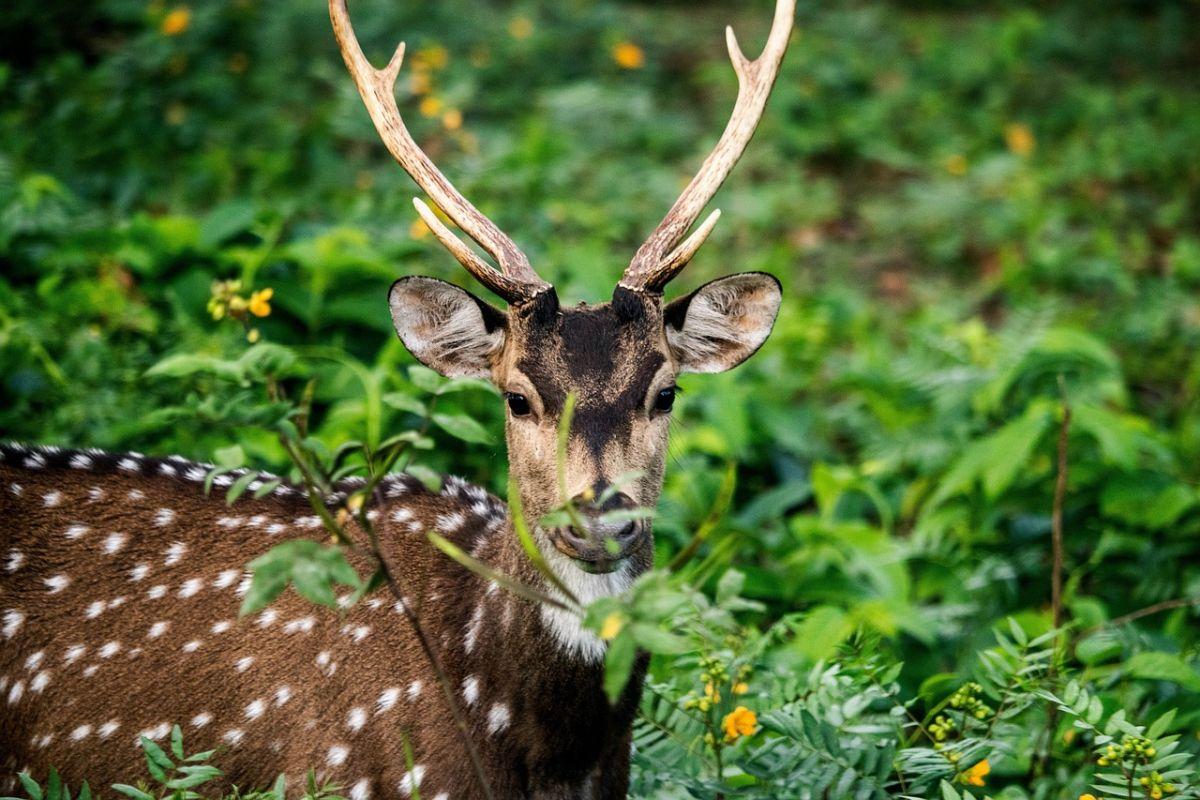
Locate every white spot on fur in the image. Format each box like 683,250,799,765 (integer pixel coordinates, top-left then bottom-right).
406,680,423,701
283,616,315,635
147,622,170,639
127,489,145,501
390,508,413,524
83,665,100,678
295,516,321,529
164,542,187,565
63,644,86,664
245,699,266,721
350,779,370,800
462,675,479,706
103,532,128,554
256,609,278,628
87,486,105,502
30,671,51,693
147,585,168,600
159,463,177,477
129,564,150,582
182,640,202,652
316,651,336,676
266,523,286,535
24,651,44,670
44,574,70,593
3,610,25,639
464,603,485,654
223,729,244,747
24,452,46,468
326,745,350,766
99,720,120,739
347,706,367,732
178,578,204,598
349,625,371,643
98,641,122,659
191,713,212,728
274,686,292,707
487,703,511,735
375,687,400,715
70,724,91,741
70,454,93,469
4,550,24,573
236,656,255,673
43,490,63,507
117,458,139,472
64,524,89,540
436,512,465,532
211,620,232,634
397,766,425,798
213,569,239,589
154,509,176,527
236,575,253,596
7,680,25,704
85,601,106,619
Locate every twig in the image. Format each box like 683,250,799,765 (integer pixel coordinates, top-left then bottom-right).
1079,597,1200,637
1051,375,1071,631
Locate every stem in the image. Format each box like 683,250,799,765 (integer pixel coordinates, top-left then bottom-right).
1051,378,1071,631
1079,597,1200,636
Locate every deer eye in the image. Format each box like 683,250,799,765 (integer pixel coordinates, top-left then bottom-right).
505,392,531,417
653,387,677,413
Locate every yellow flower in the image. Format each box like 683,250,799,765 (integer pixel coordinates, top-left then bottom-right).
246,328,261,344
599,612,623,641
612,41,645,70
248,288,273,318
508,16,534,40
721,706,757,741
704,682,721,702
408,71,432,95
962,759,990,787
419,96,444,118
414,45,449,71
945,154,968,176
160,7,191,36
733,682,749,695
1005,122,1035,156
1080,794,1098,800
442,109,463,131
409,219,430,240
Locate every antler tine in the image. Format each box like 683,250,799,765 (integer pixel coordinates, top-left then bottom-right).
329,0,552,304
620,0,795,293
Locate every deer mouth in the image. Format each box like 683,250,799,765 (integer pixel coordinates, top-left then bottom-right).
547,521,644,574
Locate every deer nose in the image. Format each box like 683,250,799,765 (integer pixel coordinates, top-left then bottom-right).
550,484,647,570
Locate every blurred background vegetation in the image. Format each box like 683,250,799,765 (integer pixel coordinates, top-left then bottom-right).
2,0,1199,796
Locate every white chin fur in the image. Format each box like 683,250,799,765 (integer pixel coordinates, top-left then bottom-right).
537,532,633,663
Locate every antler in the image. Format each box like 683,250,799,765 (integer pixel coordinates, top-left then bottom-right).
620,0,795,293
329,0,552,304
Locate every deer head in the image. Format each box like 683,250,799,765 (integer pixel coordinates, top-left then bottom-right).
331,0,792,578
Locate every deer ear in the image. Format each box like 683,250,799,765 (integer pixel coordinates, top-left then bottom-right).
663,273,781,374
388,277,506,379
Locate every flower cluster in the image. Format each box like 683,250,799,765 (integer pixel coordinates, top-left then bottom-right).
928,714,957,743
1138,772,1178,800
1098,735,1156,766
207,279,273,342
948,682,993,721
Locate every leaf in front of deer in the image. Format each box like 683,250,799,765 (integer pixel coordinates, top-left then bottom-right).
433,412,494,445
603,628,636,704
111,787,154,800
408,364,444,393
18,773,43,800
43,771,60,800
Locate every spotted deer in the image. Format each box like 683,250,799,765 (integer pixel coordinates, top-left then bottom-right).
0,0,793,797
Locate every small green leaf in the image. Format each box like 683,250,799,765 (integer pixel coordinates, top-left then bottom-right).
382,393,428,417
170,724,184,760
603,630,636,704
18,773,43,800
408,365,443,393
225,471,259,505
432,413,494,445
112,786,155,800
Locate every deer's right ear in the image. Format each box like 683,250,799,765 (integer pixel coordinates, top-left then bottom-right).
388,277,507,379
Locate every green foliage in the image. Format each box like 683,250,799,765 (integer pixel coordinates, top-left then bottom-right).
3,0,1199,796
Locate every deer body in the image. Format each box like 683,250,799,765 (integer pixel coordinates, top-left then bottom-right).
0,443,644,798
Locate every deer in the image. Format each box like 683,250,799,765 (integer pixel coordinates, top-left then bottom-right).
0,0,793,797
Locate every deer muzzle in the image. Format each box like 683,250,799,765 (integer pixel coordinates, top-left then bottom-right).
548,488,648,574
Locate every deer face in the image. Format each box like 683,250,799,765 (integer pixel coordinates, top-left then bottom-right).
389,274,781,576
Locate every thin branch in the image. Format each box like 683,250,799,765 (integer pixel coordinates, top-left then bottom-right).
1080,597,1200,637
1051,376,1071,631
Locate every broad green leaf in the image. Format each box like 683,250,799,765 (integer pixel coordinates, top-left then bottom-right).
603,630,636,704
432,413,494,445
1126,652,1200,692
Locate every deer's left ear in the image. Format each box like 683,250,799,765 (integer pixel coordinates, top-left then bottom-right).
389,277,506,379
663,273,782,374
